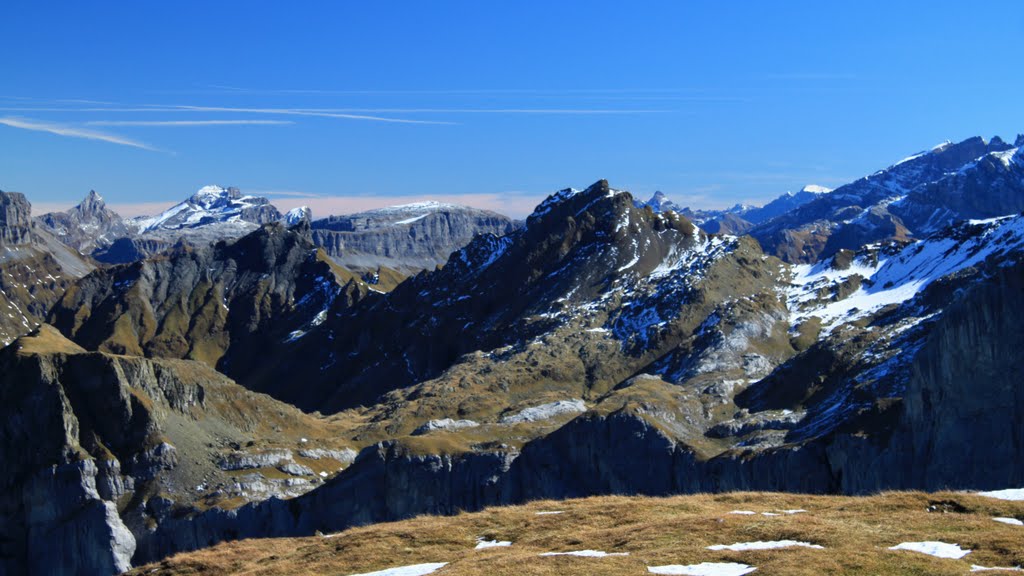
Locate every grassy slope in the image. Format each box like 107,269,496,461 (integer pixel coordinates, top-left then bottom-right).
131,491,1024,575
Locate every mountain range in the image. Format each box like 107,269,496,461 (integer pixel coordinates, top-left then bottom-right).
1,135,1023,575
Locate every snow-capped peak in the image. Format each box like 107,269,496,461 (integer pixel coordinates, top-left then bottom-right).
189,185,245,209
800,184,831,195
130,186,280,233
283,206,312,226
634,190,682,214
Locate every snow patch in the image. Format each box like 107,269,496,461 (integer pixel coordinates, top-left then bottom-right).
708,541,823,551
993,517,1024,526
347,562,449,576
648,563,758,576
412,418,479,435
978,488,1024,501
475,538,512,549
501,399,586,424
888,541,971,559
539,550,629,557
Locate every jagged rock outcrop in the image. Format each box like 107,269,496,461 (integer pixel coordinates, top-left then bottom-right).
86,185,284,264
310,201,516,273
35,190,131,254
0,190,33,246
0,191,94,347
0,325,355,574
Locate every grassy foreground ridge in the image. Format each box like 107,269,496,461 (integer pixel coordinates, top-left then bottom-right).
131,490,1024,575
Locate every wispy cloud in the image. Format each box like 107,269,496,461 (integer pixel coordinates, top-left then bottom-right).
84,119,294,127
162,105,455,124
166,105,666,116
0,117,159,151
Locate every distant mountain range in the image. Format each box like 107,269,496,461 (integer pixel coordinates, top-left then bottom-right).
2,134,1024,575
32,186,518,275
635,184,831,236
310,201,517,273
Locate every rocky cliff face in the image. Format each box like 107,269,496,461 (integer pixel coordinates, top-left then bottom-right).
0,325,356,575
0,191,94,347
0,190,33,246
35,190,131,254
310,202,516,273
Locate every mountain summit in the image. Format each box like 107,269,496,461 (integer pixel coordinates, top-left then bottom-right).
36,189,130,254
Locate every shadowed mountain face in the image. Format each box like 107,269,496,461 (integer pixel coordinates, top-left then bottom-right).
47,223,369,384
0,326,356,576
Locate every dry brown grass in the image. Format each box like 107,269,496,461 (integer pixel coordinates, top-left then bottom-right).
130,490,1024,575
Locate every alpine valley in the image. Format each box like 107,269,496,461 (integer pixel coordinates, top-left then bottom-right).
2,135,1024,575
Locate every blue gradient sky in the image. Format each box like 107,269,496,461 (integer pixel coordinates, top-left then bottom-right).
1,1,1022,217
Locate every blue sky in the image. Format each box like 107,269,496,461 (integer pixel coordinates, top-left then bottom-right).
1,1,1022,218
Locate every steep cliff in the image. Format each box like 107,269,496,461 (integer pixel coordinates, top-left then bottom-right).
0,325,355,575
35,190,131,254
311,202,516,273
0,191,94,347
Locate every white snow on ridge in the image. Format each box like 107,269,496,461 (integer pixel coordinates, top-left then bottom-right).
993,517,1024,526
395,213,429,225
801,184,832,194
971,565,1024,572
978,488,1024,501
991,147,1021,169
707,540,823,551
130,185,273,233
888,541,971,559
788,214,1024,330
500,399,586,424
648,563,757,576
346,562,448,576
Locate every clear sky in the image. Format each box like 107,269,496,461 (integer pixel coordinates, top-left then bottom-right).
1,1,1022,218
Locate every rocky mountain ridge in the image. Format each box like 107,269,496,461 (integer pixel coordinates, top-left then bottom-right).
35,190,131,254
750,135,1024,262
3,134,1024,575
310,201,517,273
0,190,95,347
